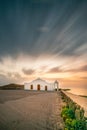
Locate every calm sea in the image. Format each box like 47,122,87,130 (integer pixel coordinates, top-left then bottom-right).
68,88,87,96
61,84,87,95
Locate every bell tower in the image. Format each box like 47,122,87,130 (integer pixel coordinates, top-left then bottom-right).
54,80,59,91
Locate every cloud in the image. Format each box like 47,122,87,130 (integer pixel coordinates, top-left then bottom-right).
22,68,35,75
65,65,87,72
47,67,63,73
81,65,87,71
0,0,87,86
38,27,50,32
0,74,22,86
47,64,87,74
7,72,21,79
0,74,9,85
0,0,87,59
80,76,87,79
27,0,55,4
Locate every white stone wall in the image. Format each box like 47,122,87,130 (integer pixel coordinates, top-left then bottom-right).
24,78,58,91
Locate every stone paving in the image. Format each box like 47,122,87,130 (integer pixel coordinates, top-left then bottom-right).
0,91,64,130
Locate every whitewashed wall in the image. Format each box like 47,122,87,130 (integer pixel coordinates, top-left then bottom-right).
24,78,58,91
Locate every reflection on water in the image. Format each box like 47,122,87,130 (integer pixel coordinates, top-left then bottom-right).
60,81,87,96
69,88,87,96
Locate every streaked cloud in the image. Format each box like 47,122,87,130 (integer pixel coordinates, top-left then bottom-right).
81,65,87,71
0,0,87,87
64,65,87,73
81,76,87,79
47,67,63,73
0,0,87,58
22,68,35,75
0,73,22,86
38,27,50,32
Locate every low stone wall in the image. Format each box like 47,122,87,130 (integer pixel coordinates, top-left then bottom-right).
60,90,87,129
60,90,85,119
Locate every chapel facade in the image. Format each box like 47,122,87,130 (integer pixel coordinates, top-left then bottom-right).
24,78,59,91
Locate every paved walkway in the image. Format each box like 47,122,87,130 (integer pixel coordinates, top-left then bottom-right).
0,91,64,130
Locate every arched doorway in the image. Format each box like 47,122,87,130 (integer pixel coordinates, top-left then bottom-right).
37,84,40,90
45,86,47,91
30,85,33,90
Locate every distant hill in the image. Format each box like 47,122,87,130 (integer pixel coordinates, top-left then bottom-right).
0,83,24,90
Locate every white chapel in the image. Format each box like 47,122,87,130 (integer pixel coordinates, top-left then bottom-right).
24,78,59,91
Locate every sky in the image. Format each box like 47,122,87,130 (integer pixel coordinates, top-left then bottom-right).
0,0,87,91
